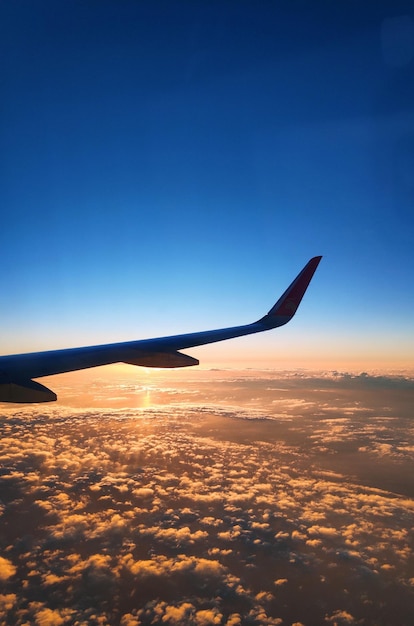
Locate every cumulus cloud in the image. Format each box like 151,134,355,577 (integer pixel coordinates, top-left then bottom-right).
325,609,357,624
160,602,194,624
0,557,16,581
308,525,339,539
0,594,17,611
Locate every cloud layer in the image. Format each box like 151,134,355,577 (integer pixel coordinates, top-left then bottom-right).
0,369,413,624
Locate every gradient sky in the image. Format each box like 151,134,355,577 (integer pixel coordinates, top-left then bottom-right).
1,1,414,367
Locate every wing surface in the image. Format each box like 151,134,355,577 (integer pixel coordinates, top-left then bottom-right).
0,256,322,402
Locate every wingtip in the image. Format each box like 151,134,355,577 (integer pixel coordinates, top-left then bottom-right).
257,255,322,326
306,255,323,267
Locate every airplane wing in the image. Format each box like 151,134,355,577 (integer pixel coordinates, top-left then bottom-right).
0,256,322,403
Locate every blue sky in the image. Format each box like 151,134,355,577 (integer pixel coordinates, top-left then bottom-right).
1,0,413,367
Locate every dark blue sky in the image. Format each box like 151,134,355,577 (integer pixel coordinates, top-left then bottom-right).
1,1,413,366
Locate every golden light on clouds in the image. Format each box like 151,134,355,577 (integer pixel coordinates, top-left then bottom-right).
1,368,414,624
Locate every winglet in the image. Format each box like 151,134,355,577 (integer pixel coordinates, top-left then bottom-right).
257,256,322,326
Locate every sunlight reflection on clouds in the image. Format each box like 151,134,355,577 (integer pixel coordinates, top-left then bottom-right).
0,370,413,624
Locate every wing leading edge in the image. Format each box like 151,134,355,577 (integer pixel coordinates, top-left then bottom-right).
0,256,322,403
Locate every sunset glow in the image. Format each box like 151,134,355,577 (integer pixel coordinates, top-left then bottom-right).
1,368,414,623
1,1,414,624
